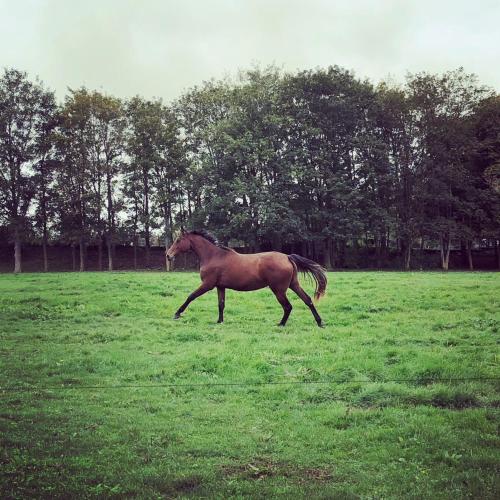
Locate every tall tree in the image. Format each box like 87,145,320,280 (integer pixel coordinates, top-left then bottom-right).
56,89,125,271
407,69,491,269
150,107,186,271
0,69,56,272
283,67,375,267
56,89,95,271
174,80,234,241
126,97,165,267
88,91,125,271
375,83,421,269
122,163,142,269
32,92,59,271
469,95,500,268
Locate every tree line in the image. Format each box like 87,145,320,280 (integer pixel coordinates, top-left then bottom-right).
0,66,499,273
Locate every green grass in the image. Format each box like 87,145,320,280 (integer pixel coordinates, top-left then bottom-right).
0,271,499,499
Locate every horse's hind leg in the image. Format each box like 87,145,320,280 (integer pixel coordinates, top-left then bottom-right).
271,287,293,326
217,287,225,323
289,280,323,327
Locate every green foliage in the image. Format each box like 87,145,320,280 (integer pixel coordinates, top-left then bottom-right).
173,66,498,267
1,271,499,497
0,65,499,271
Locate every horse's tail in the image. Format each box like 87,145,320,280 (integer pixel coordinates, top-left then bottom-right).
288,254,327,301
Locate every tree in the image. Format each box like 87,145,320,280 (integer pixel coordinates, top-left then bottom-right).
145,104,185,270
56,89,125,271
56,89,95,271
125,97,155,267
2,64,498,272
175,80,235,242
0,69,56,273
87,91,125,271
374,83,422,269
122,162,142,269
469,95,500,268
283,67,376,267
32,92,59,271
407,69,492,269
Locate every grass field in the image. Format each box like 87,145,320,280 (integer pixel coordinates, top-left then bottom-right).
1,271,499,499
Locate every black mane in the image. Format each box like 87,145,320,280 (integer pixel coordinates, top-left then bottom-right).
189,230,230,250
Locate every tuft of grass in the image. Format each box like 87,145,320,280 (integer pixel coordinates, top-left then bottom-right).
0,271,499,498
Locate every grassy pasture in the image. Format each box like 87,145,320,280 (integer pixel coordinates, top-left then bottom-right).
0,271,499,499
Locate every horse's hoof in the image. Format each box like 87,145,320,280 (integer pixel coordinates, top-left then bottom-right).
317,323,325,328
217,320,223,324
173,315,181,320
277,323,286,327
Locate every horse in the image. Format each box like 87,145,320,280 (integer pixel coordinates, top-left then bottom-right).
166,229,327,327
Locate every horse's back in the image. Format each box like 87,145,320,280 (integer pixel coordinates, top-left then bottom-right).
214,250,294,291
236,250,292,270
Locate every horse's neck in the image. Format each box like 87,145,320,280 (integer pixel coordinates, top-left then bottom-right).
190,236,221,265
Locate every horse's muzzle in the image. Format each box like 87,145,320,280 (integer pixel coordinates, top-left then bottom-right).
166,254,173,262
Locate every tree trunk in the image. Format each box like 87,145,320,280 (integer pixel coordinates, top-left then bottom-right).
352,238,360,268
380,232,388,269
274,238,282,252
338,239,347,268
105,163,115,272
460,240,468,268
145,242,150,268
330,238,336,269
403,238,411,271
107,235,113,271
164,206,172,272
14,230,22,274
496,240,500,270
42,236,48,273
440,237,445,270
466,241,473,271
79,237,86,272
143,167,150,268
98,237,103,271
375,233,382,269
187,190,192,217
71,244,76,271
300,240,307,258
133,235,138,270
42,217,49,272
324,237,333,270
440,234,451,271
312,240,318,262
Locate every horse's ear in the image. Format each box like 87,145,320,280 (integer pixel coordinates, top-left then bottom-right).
180,226,186,235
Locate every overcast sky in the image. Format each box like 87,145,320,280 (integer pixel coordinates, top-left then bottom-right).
1,0,499,101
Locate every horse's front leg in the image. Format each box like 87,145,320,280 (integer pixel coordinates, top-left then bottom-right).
217,287,225,323
174,282,214,319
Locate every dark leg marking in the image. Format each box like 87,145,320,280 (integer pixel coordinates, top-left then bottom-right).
290,282,323,327
217,287,225,323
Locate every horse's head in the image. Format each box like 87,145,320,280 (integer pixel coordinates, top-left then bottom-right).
166,227,191,261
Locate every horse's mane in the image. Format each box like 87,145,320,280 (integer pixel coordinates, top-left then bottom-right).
189,230,232,251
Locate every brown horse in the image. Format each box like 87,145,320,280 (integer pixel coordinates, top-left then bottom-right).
166,229,327,327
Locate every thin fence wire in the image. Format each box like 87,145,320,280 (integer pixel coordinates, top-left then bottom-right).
1,376,499,393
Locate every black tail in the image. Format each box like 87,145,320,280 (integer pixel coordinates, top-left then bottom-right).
288,254,327,301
